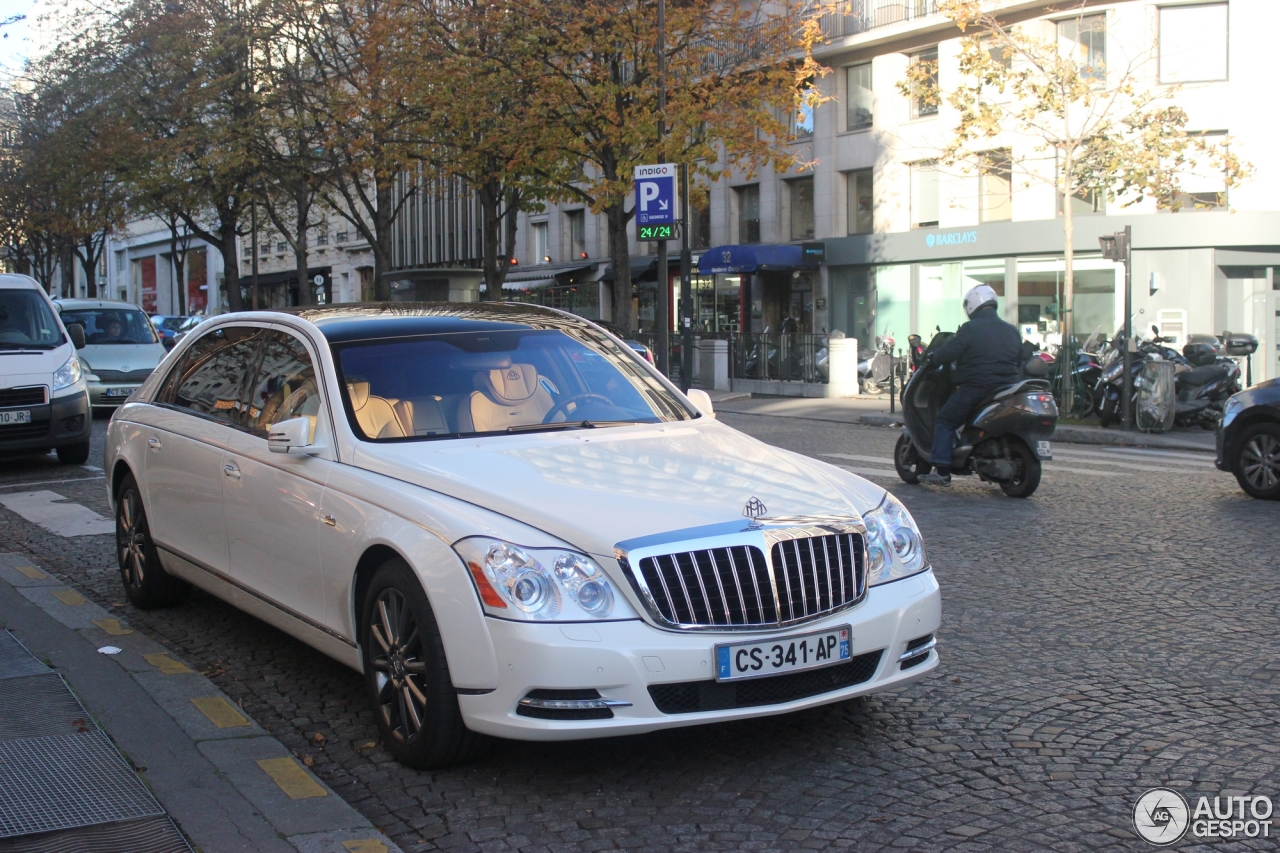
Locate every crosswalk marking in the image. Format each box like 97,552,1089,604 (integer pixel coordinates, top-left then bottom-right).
1040,465,1125,477
1051,447,1213,467
832,465,897,479
0,491,115,536
823,453,895,465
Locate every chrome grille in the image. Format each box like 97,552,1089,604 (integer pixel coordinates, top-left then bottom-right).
630,527,864,629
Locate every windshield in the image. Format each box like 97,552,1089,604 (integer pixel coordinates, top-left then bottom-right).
155,316,188,331
333,327,693,440
0,289,65,349
61,308,159,345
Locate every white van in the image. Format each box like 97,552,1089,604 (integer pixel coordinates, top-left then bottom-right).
0,274,92,463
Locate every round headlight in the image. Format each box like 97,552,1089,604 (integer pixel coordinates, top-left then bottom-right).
890,527,920,563
511,569,552,611
575,580,611,612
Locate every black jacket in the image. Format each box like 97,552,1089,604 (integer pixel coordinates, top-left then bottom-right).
930,305,1023,387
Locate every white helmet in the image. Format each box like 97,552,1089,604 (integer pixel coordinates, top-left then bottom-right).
963,284,998,318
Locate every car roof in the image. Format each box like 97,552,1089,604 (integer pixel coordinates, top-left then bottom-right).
287,302,593,344
56,299,149,311
0,274,45,291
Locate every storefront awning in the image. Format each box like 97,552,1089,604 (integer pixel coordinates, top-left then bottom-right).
502,277,555,291
698,244,809,274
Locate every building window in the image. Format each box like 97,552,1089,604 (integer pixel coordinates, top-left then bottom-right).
909,48,939,119
1170,135,1230,211
276,242,287,254
1058,13,1106,83
979,150,1012,222
911,162,939,228
336,231,349,243
565,210,586,258
791,80,815,139
316,231,329,246
847,169,873,235
983,36,1012,69
532,221,549,263
846,63,872,131
1057,152,1104,215
788,177,815,241
736,185,761,244
1160,3,1228,83
689,200,711,250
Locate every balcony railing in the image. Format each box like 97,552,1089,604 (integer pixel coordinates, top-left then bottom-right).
807,0,941,41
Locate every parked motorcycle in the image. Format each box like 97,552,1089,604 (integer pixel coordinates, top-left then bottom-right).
859,334,907,394
1173,331,1254,429
894,332,1059,498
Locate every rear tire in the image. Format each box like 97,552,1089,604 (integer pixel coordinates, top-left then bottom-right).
361,557,480,768
999,439,1042,498
894,433,931,484
1233,422,1280,500
57,440,91,465
116,474,190,608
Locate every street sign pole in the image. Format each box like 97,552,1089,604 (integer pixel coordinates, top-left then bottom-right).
679,164,692,392
654,0,669,375
1099,227,1133,430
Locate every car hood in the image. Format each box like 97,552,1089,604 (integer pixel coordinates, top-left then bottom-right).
79,343,167,374
351,419,884,556
0,343,74,387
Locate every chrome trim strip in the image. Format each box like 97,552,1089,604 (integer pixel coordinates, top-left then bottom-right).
517,697,633,709
898,638,937,662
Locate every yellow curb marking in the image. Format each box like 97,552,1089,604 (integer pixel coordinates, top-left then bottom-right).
14,565,46,580
256,757,327,799
51,589,86,606
90,618,133,636
143,652,193,675
190,697,250,728
342,841,388,853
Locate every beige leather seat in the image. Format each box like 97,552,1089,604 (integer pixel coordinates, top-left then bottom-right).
393,397,449,436
457,363,555,433
347,381,409,439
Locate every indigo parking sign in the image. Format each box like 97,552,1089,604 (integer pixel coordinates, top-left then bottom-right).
634,163,679,227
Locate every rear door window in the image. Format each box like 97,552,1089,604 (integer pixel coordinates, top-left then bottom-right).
156,326,267,426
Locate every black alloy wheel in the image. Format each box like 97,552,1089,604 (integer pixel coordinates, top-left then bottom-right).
894,433,932,484
999,439,1042,498
115,474,189,608
361,558,479,768
1234,422,1280,500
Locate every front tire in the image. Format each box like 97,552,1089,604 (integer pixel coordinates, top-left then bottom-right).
57,440,91,465
1233,422,1280,500
894,433,931,484
361,558,479,768
999,439,1042,498
116,474,189,608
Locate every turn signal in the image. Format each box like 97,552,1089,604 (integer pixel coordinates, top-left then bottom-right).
467,561,508,608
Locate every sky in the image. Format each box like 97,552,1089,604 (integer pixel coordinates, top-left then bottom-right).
0,0,39,76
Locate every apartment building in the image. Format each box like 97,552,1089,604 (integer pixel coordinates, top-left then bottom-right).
514,0,1279,383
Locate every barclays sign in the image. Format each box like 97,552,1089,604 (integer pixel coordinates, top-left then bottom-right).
925,230,978,248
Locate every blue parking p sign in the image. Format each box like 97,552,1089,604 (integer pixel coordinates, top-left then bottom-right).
634,163,679,227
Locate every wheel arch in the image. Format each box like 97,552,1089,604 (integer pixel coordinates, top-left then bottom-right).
110,459,135,500
351,543,407,637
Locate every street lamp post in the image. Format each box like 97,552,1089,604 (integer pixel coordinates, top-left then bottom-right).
1099,226,1132,431
654,0,670,375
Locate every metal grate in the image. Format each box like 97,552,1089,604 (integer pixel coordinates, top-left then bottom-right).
636,532,863,628
91,369,153,384
0,387,46,408
0,423,48,441
1,815,192,853
0,633,50,681
0,731,164,838
648,650,884,714
0,674,92,742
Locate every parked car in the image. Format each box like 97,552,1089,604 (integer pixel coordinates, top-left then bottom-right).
1217,377,1280,499
104,303,941,768
0,274,92,463
55,299,169,409
594,319,654,363
150,314,190,343
171,314,208,345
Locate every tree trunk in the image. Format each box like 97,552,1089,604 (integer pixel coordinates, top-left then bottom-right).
74,236,100,299
221,228,244,313
294,183,313,307
167,222,188,316
371,179,395,302
1060,155,1075,414
606,202,633,332
478,181,502,299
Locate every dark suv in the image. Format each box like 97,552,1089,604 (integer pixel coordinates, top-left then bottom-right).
1217,378,1280,499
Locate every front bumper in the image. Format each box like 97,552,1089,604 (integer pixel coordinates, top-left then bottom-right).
458,569,941,740
0,391,91,453
88,381,141,408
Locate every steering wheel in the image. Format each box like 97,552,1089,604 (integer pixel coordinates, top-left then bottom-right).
542,393,614,424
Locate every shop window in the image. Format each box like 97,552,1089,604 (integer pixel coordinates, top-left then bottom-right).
911,162,939,228
736,185,761,244
909,48,939,119
847,63,873,131
979,149,1012,222
1160,3,1227,83
847,169,873,235
1058,13,1106,83
789,177,815,241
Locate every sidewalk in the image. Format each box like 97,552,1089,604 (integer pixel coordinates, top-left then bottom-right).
712,393,1217,453
0,552,402,853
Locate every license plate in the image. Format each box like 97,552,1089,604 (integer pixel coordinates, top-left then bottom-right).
715,625,851,682
0,410,31,425
104,387,136,398
1036,440,1052,460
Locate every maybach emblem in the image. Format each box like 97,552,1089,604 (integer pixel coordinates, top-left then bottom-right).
742,497,767,520
507,369,520,380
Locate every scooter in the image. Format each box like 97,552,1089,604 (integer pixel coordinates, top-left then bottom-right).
894,333,1059,498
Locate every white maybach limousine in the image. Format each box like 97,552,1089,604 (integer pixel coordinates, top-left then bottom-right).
105,303,941,767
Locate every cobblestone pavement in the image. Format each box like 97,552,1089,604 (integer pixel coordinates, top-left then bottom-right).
1,412,1277,852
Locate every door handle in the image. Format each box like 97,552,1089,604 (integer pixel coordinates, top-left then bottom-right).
147,437,161,451
223,462,241,479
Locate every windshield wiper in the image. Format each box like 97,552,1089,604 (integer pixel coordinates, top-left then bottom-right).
0,343,57,352
505,420,636,434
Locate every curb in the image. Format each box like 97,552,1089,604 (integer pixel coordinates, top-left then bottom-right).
0,552,403,853
857,413,1215,453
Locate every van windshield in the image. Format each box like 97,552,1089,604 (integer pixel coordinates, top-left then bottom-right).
333,327,693,441
60,308,159,345
0,289,65,349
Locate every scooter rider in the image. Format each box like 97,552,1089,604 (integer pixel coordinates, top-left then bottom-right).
919,285,1023,486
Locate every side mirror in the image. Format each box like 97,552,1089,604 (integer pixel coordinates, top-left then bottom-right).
66,323,86,349
686,388,715,418
163,336,175,351
268,416,322,455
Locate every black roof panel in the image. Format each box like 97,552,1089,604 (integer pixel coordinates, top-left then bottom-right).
286,302,587,344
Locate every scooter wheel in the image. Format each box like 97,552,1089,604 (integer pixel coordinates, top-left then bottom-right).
999,439,1042,498
894,433,932,484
